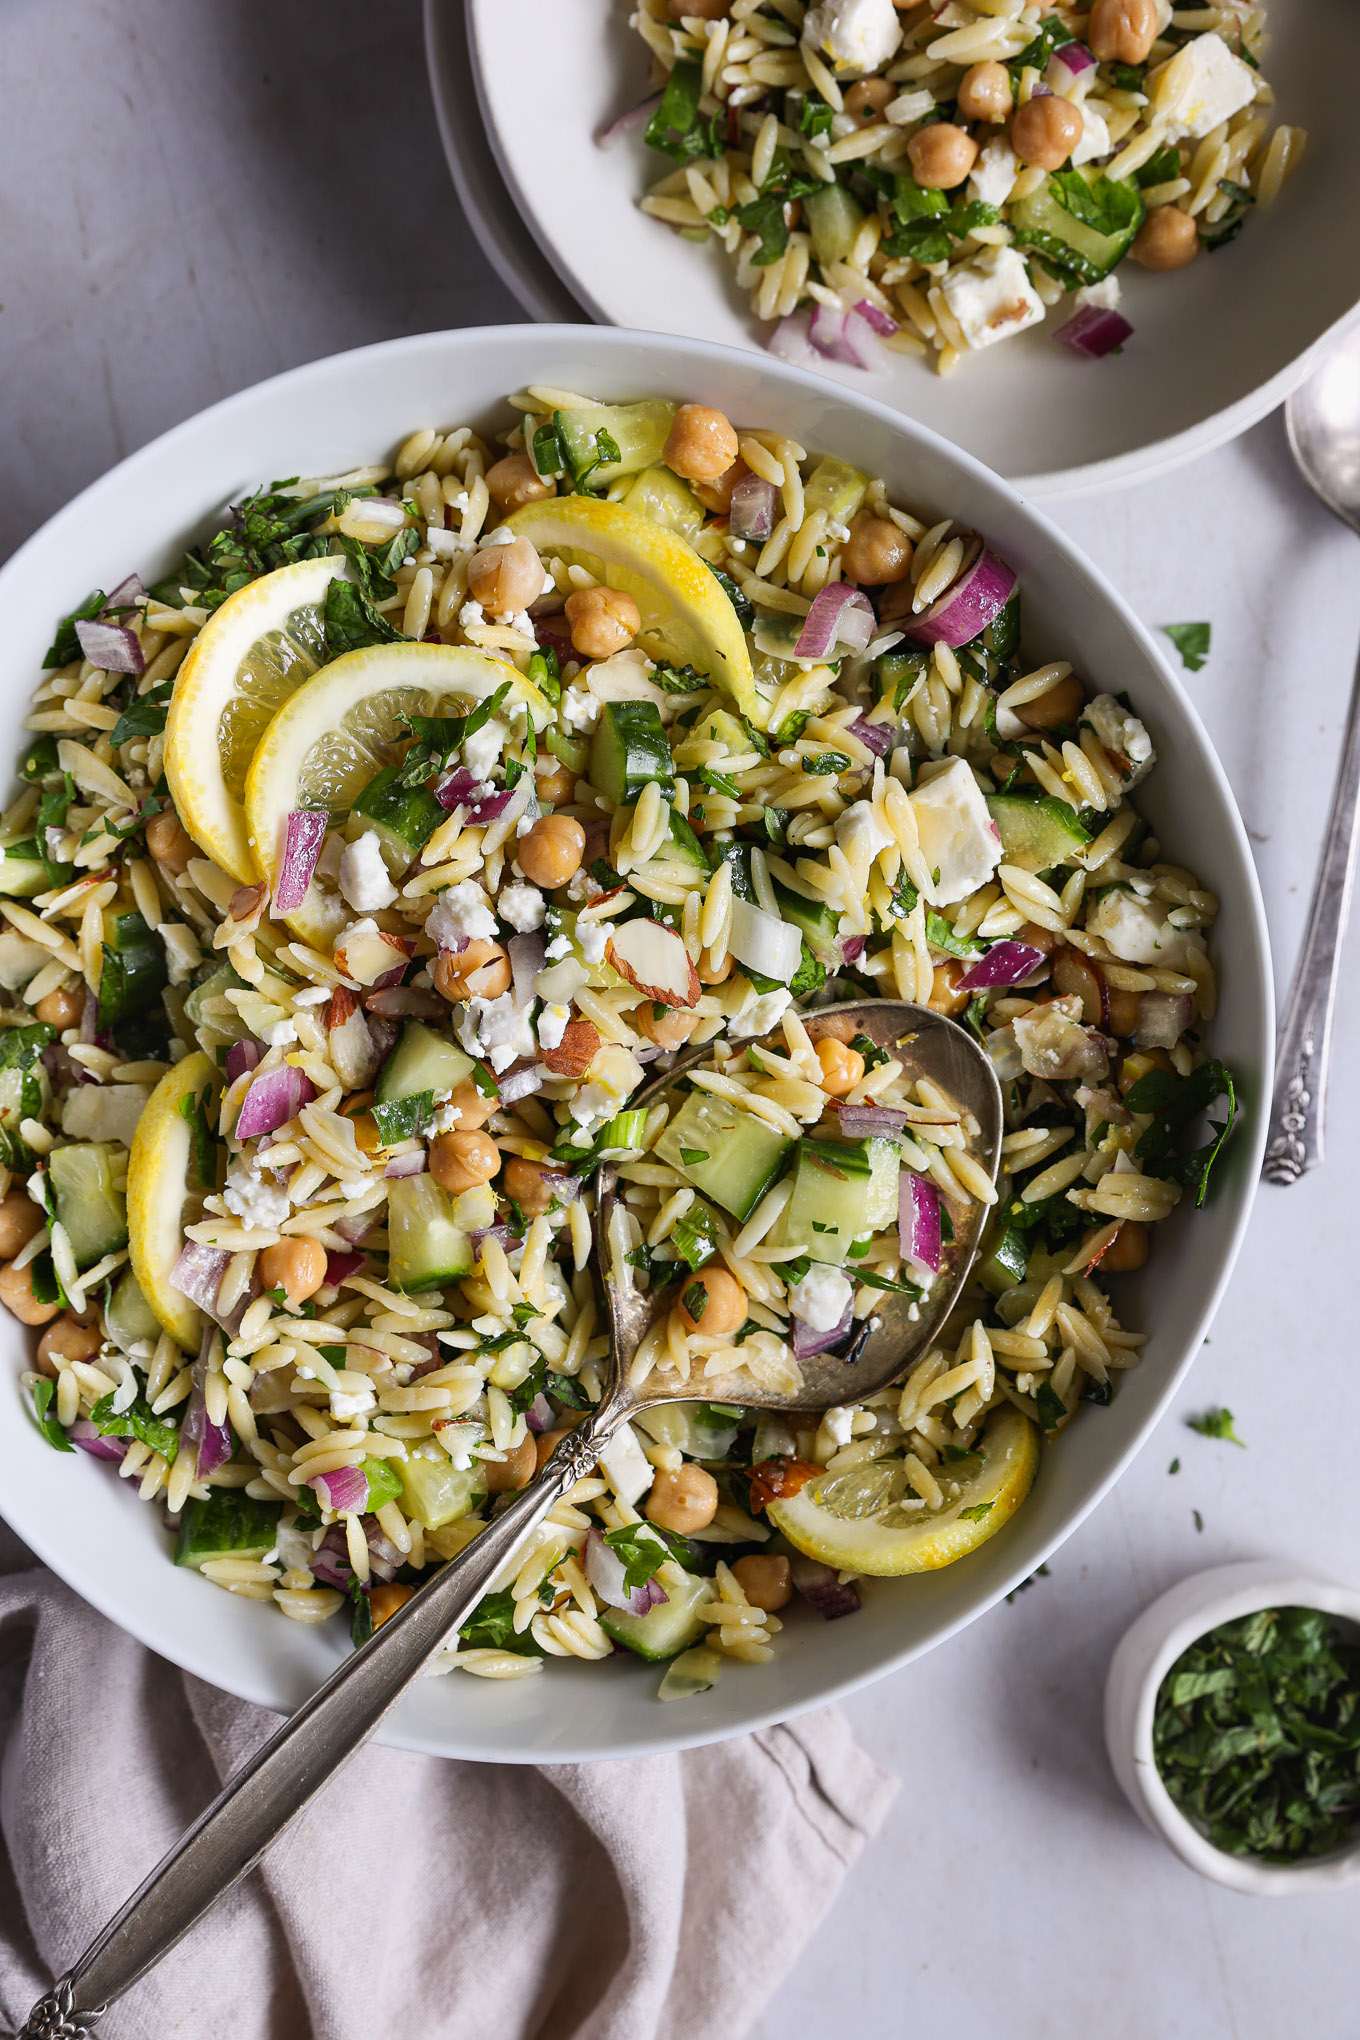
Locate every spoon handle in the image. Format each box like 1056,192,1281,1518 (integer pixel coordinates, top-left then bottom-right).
1264,634,1360,1184
18,1409,622,2035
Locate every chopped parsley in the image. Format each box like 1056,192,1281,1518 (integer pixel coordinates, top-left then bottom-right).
1186,1406,1246,1447
1164,621,1211,672
29,1377,73,1452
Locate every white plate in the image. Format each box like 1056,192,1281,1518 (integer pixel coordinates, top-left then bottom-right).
422,0,585,325
0,325,1271,1763
467,0,1360,498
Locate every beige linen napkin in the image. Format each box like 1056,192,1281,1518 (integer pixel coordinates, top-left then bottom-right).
0,1526,895,2039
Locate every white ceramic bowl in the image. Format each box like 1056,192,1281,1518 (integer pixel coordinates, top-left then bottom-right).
0,324,1271,1762
1105,1561,1360,1894
462,0,1360,498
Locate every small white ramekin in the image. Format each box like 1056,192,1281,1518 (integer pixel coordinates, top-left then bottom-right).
1105,1560,1360,1896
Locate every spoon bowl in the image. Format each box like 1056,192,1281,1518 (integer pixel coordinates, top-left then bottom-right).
1286,317,1360,532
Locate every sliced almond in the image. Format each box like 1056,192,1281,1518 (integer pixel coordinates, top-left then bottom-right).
335,924,415,987
606,918,700,1009
540,1015,601,1079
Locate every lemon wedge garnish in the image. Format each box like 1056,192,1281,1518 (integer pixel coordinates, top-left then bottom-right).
505,496,767,727
165,557,347,881
767,1406,1040,1577
243,640,549,946
127,1050,222,1351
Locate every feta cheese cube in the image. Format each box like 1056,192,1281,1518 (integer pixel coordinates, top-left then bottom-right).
941,246,1046,352
1071,101,1111,167
455,992,537,1073
969,138,1019,209
835,799,893,874
908,757,1003,907
426,881,497,951
462,717,506,782
338,829,398,913
788,1264,854,1330
1088,889,1204,973
729,985,794,1040
497,882,545,932
1149,33,1257,140
1084,693,1154,788
598,1421,654,1507
803,0,901,72
537,1003,570,1052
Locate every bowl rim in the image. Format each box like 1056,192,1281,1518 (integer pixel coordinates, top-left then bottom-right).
0,321,1273,1759
1105,1559,1360,1894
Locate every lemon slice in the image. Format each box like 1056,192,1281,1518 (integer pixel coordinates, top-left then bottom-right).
165,557,347,881
127,1050,222,1351
244,640,549,945
767,1406,1040,1577
505,496,767,727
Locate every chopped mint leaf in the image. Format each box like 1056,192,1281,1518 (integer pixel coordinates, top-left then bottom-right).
1164,621,1211,672
1186,1406,1245,1447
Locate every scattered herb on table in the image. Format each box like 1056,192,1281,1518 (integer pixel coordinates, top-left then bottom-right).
1164,621,1211,672
1187,1406,1245,1447
1154,1606,1360,1860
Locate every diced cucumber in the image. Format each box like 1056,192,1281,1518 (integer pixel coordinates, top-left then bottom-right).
622,464,704,542
655,1092,793,1223
752,609,808,663
175,1492,281,1570
1010,172,1144,285
600,1570,712,1661
986,793,1090,871
877,647,928,704
675,706,750,764
104,1268,162,1352
387,1175,474,1291
398,1443,487,1531
97,910,167,1033
670,1195,720,1271
589,701,674,808
554,401,675,489
545,728,589,776
347,764,444,864
48,1142,128,1270
865,1136,902,1232
806,183,865,267
801,456,868,528
635,1403,741,1461
0,844,50,898
772,880,840,965
713,841,756,901
183,962,249,1038
983,589,1021,662
375,1019,476,1108
661,807,710,871
780,1137,876,1265
977,1217,1030,1296
657,1644,724,1699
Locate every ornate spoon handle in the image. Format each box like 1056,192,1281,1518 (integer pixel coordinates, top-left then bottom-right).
1264,636,1360,1184
17,1414,618,2036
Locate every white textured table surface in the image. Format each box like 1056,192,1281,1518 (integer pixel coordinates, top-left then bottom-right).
5,4,1359,2035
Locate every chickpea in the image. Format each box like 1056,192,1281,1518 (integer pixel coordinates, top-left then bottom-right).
484,1431,538,1493
646,1462,720,1535
370,1581,414,1628
1014,920,1057,957
432,939,512,1004
691,456,750,517
258,1237,328,1308
0,1259,60,1326
0,1189,45,1260
535,753,577,806
697,950,732,986
1017,672,1085,730
1102,1220,1150,1273
429,1129,500,1195
1010,93,1084,171
675,1265,746,1336
485,452,553,514
664,404,740,483
668,0,727,16
928,961,969,1017
441,1077,497,1132
907,122,979,191
505,1157,558,1219
1104,986,1142,1037
815,1036,865,1098
1088,0,1161,66
731,1553,792,1612
37,1312,102,1374
845,77,895,125
1131,205,1199,272
34,982,84,1031
518,813,586,889
840,510,914,588
535,1426,572,1474
637,1002,701,1051
564,585,641,661
465,534,546,616
956,60,1013,124
145,809,196,875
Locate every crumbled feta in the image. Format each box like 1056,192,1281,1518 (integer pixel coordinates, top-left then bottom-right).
789,1263,854,1328
908,757,1003,906
598,1421,654,1506
459,598,486,631
969,138,1019,208
577,918,608,966
544,932,571,962
498,882,545,932
338,829,398,913
942,246,1045,352
1149,32,1257,140
506,610,535,638
1076,275,1122,313
329,1382,377,1423
427,881,497,950
835,799,893,870
1084,693,1154,787
803,0,901,72
1071,101,1111,167
483,525,516,548
729,985,794,1040
462,717,506,782
821,1403,856,1447
560,686,601,734
454,991,537,1073
567,1044,642,1125
538,1003,570,1052
1088,889,1202,972
223,1166,290,1229
262,1017,297,1049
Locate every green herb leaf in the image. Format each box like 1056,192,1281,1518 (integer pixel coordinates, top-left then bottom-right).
459,1587,544,1655
925,910,982,960
679,1147,710,1167
1125,1058,1236,1206
1048,169,1144,239
604,1520,676,1592
179,1084,220,1193
97,911,167,1033
90,1391,181,1463
710,566,754,629
958,1502,994,1523
1034,1380,1067,1432
323,577,402,660
397,682,512,788
546,1372,591,1410
801,751,850,776
43,590,106,669
1164,621,1211,671
110,680,174,749
645,59,724,166
1187,1406,1245,1447
29,1377,74,1452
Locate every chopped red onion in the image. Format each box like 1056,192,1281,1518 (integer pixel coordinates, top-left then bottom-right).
383,1151,427,1179
325,1249,366,1287
836,1102,908,1137
899,1171,941,1277
956,940,1047,993
363,1517,404,1581
507,930,546,1008
790,1555,862,1619
434,766,483,812
595,92,663,148
169,1242,230,1316
74,617,145,674
900,546,1018,650
469,1221,519,1255
496,1062,543,1104
310,1526,353,1589
841,934,867,965
533,611,574,661
1056,303,1134,359
70,1418,126,1462
224,1039,262,1084
849,715,895,757
234,1063,316,1141
525,1393,554,1434
309,1464,368,1515
794,584,876,661
273,809,328,913
542,1172,583,1204
768,311,823,370
1134,991,1192,1050
730,473,778,542
584,1526,669,1616
1049,40,1094,79
853,297,899,337
468,788,518,826
808,304,888,373
103,573,146,611
334,1212,377,1246
181,1349,233,1478
792,1301,855,1359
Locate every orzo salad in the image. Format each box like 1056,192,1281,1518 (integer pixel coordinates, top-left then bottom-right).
1,387,1233,1699
623,0,1305,370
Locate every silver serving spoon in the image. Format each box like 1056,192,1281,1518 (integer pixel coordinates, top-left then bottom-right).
19,998,1000,2038
1263,319,1360,1183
